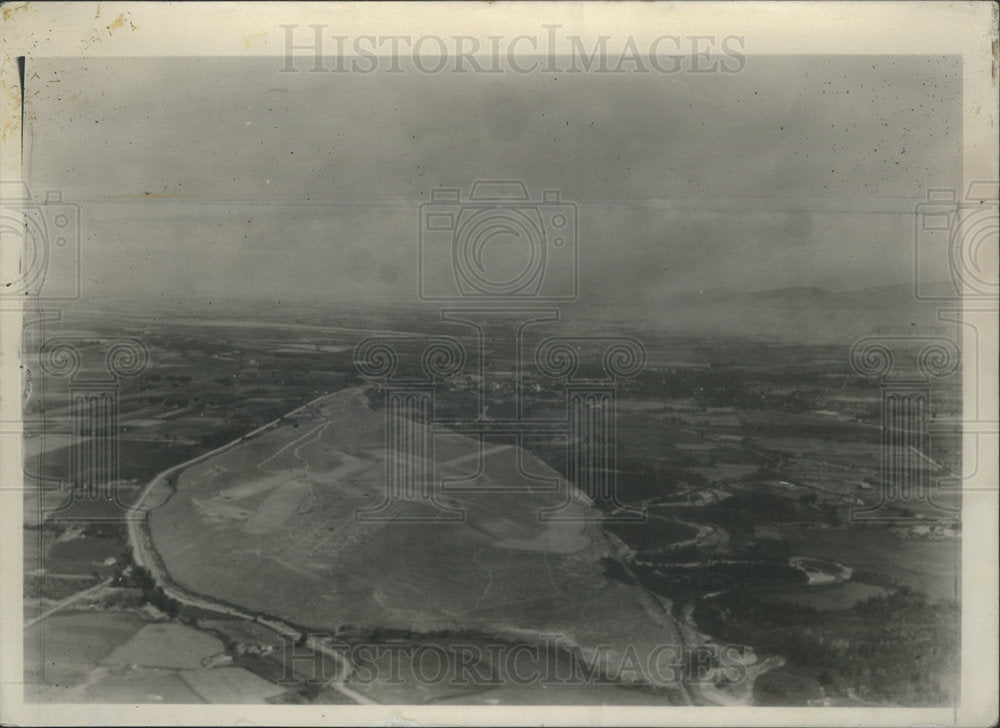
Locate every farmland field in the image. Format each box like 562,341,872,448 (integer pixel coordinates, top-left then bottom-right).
181,667,286,704
779,526,960,602
101,623,226,670
24,611,146,686
22,303,965,707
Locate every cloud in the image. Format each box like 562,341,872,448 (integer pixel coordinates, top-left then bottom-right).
24,55,961,305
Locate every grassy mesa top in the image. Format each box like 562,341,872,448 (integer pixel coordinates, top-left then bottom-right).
148,387,688,692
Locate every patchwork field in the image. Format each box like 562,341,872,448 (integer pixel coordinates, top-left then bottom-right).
101,623,226,670
24,611,146,687
181,667,286,704
24,610,284,704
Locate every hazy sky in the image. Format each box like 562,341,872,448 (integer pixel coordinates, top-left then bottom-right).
24,55,961,307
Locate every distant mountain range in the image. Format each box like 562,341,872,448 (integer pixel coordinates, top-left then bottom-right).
81,282,970,346
604,282,964,344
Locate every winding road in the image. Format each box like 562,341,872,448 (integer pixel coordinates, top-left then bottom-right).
125,390,376,705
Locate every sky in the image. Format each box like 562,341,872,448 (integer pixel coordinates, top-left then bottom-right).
23,54,961,308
